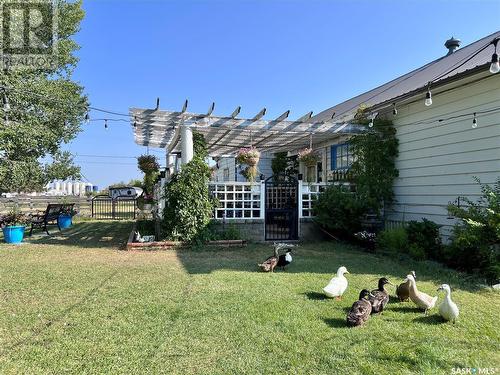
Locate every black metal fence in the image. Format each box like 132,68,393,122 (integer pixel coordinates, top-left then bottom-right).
91,195,136,220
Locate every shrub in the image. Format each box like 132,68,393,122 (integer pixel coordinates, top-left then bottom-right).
162,157,217,242
406,219,442,260
408,244,426,261
162,134,217,242
313,185,369,238
446,178,500,283
376,227,408,254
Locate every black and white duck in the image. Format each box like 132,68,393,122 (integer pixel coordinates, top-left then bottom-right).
368,277,393,314
276,249,293,271
346,289,373,327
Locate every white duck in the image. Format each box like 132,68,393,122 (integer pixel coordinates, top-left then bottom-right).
323,266,350,300
406,274,438,314
437,284,459,323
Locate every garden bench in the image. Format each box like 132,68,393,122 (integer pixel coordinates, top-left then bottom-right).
29,203,67,236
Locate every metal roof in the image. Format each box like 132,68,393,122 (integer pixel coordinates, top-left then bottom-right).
312,31,500,122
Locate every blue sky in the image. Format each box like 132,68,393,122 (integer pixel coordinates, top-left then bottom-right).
69,0,500,188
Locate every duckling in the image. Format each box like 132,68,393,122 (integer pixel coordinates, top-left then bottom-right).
369,277,393,314
406,274,438,315
437,284,459,323
346,289,373,327
323,266,349,300
396,270,416,302
258,245,279,272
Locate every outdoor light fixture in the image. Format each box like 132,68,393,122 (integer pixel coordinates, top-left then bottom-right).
472,112,477,128
133,115,137,128
84,111,90,124
490,38,500,74
392,103,397,116
425,89,433,106
368,119,374,128
104,119,108,129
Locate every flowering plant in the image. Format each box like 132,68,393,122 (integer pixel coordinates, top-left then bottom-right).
298,148,319,167
236,147,261,166
354,231,377,242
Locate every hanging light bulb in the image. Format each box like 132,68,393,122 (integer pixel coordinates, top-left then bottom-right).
392,103,398,116
425,89,433,106
84,111,90,124
490,38,500,74
490,53,500,74
472,112,477,128
368,117,374,128
133,116,137,128
104,119,108,129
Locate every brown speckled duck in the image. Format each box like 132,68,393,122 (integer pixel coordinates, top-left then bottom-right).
346,289,373,327
396,271,416,302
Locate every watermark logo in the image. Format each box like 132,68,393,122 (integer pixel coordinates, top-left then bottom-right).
452,368,498,374
0,0,58,70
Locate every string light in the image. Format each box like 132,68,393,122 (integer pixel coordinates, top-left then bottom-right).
490,38,500,74
392,102,397,116
368,115,374,128
425,83,433,106
133,116,137,128
472,112,477,128
104,119,108,129
84,110,90,124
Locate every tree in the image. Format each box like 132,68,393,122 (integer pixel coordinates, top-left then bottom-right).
0,1,87,193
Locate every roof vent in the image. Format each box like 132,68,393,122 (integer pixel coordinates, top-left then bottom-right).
445,36,461,55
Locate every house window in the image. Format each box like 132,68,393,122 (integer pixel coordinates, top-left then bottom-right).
223,168,230,181
331,143,353,170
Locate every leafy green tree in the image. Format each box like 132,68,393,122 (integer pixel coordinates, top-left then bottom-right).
162,133,217,241
0,1,87,193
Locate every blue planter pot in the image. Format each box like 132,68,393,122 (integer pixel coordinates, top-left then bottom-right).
3,226,25,244
58,215,72,229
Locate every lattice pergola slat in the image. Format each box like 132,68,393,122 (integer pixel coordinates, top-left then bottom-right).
130,108,366,156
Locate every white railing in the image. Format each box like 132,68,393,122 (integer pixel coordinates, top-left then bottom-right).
300,183,328,218
209,182,263,220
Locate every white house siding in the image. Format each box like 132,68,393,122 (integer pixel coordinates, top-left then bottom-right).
385,72,500,240
212,154,274,182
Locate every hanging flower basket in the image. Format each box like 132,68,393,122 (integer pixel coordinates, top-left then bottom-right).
137,155,160,174
298,148,319,167
236,147,261,166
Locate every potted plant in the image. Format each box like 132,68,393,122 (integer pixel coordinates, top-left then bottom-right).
137,155,160,174
58,205,76,229
0,209,30,244
236,147,260,182
298,148,319,167
142,193,155,211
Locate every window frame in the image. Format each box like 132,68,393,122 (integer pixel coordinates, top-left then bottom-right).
330,143,353,171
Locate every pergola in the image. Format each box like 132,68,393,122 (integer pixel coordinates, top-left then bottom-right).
130,103,366,164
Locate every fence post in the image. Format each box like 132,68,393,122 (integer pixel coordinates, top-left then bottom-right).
259,180,265,219
298,180,303,219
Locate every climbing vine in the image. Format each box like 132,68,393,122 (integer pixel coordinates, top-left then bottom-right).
349,114,399,211
161,133,217,241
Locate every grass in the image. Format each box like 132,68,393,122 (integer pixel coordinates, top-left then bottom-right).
0,221,499,374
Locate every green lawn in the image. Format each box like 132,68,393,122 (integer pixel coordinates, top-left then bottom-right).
0,222,499,374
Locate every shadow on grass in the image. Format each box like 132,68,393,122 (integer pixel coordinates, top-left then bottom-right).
303,291,328,301
391,305,422,314
413,315,446,325
25,221,132,249
322,317,347,328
